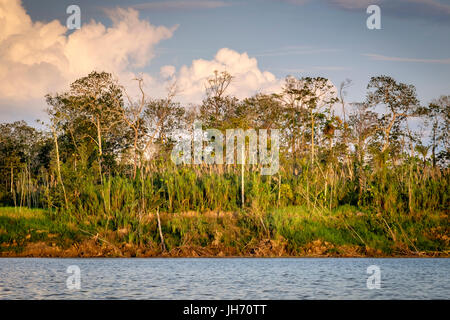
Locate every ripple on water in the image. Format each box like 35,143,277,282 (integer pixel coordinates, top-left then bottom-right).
0,258,449,299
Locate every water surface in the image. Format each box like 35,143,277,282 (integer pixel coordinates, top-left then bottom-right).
0,258,448,299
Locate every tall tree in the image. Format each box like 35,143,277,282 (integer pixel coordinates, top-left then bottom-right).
46,71,127,182
426,95,449,166
279,76,337,163
120,77,148,178
366,76,420,154
199,70,238,129
143,83,184,163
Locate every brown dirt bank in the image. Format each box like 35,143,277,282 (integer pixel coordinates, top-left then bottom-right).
1,238,448,258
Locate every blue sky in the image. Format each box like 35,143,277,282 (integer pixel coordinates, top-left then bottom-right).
2,0,449,122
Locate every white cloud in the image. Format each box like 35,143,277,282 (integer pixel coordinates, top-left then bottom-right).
66,8,177,75
0,0,176,121
160,65,177,79
164,48,283,103
0,1,290,122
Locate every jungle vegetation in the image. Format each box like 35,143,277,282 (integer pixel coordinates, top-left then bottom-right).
0,71,448,257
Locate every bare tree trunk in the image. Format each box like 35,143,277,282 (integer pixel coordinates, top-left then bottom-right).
133,129,138,179
241,145,245,208
432,125,437,167
382,114,396,153
10,164,13,193
52,126,68,210
277,172,281,207
10,164,17,209
156,208,166,252
96,117,103,185
311,111,315,163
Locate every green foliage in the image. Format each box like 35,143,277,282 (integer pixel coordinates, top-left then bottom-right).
0,72,448,256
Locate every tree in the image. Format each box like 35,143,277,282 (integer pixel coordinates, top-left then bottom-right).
240,93,283,131
339,78,352,124
46,71,128,182
426,95,449,166
278,76,338,163
366,76,420,154
120,77,148,178
143,83,184,163
0,121,50,207
199,70,238,129
349,103,379,165
349,102,379,198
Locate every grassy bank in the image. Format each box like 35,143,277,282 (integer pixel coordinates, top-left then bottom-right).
1,206,448,257
1,73,448,258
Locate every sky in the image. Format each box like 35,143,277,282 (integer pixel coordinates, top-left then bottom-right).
1,0,449,124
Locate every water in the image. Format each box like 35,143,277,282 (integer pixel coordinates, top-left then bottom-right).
0,258,448,299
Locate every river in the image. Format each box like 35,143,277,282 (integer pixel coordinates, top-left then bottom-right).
0,258,448,299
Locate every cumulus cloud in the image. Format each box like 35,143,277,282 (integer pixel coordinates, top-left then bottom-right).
163,48,283,103
0,1,285,122
160,65,177,79
0,0,176,120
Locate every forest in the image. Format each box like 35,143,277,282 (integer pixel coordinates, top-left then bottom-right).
0,70,448,257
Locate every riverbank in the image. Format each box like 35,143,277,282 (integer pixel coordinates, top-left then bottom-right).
1,207,448,258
